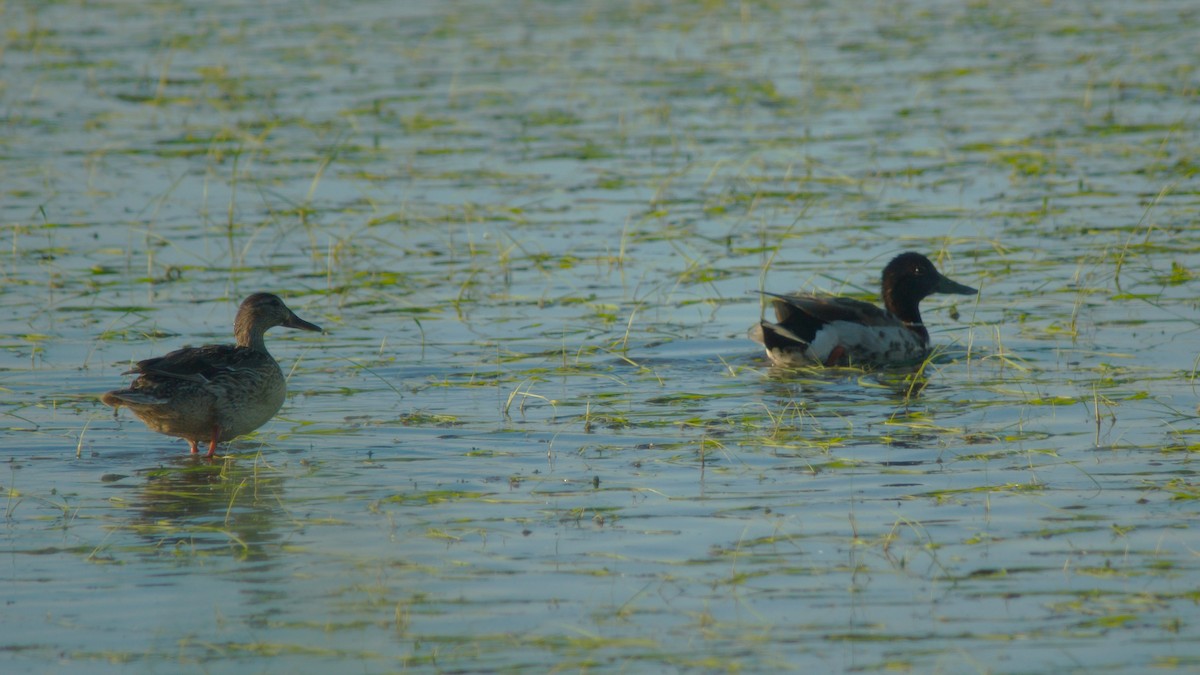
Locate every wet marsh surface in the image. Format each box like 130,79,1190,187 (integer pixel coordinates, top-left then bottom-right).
3,0,1200,672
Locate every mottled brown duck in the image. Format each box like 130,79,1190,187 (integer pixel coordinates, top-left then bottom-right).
101,293,322,457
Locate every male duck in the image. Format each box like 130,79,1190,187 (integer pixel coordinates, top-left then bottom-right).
750,252,976,368
101,293,322,458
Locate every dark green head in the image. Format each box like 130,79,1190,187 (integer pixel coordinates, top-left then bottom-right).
881,252,976,322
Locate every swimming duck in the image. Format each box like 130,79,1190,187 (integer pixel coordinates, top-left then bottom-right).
101,293,322,458
750,252,976,368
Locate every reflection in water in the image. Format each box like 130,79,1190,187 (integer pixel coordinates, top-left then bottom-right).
755,365,949,454
130,459,288,562
758,365,928,405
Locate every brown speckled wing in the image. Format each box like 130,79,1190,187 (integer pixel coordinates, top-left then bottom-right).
129,345,252,384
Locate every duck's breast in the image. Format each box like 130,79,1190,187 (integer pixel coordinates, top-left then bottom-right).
211,359,288,440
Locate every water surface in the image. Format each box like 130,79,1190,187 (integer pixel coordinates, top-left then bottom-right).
3,0,1200,672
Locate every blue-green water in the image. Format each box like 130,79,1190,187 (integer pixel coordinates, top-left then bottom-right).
3,0,1200,672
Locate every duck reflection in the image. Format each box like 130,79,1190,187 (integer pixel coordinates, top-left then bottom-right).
754,365,942,454
131,457,288,561
758,366,928,405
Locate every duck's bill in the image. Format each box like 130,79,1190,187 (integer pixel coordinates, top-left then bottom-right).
284,312,323,333
934,275,977,295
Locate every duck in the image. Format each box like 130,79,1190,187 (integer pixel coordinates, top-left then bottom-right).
101,293,322,458
750,252,976,368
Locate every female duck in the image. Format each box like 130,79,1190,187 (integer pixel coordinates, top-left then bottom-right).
751,252,976,368
101,293,322,457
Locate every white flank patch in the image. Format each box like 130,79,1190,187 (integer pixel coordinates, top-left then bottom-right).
814,321,926,365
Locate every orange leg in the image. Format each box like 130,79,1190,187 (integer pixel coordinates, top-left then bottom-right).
188,439,200,454
205,424,221,459
824,345,848,367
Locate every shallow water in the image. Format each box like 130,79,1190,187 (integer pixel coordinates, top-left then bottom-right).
3,0,1200,672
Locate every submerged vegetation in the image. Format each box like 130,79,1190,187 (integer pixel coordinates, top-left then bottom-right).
2,0,1200,672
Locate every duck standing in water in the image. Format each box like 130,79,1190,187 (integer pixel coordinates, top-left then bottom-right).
751,252,976,368
101,293,322,458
